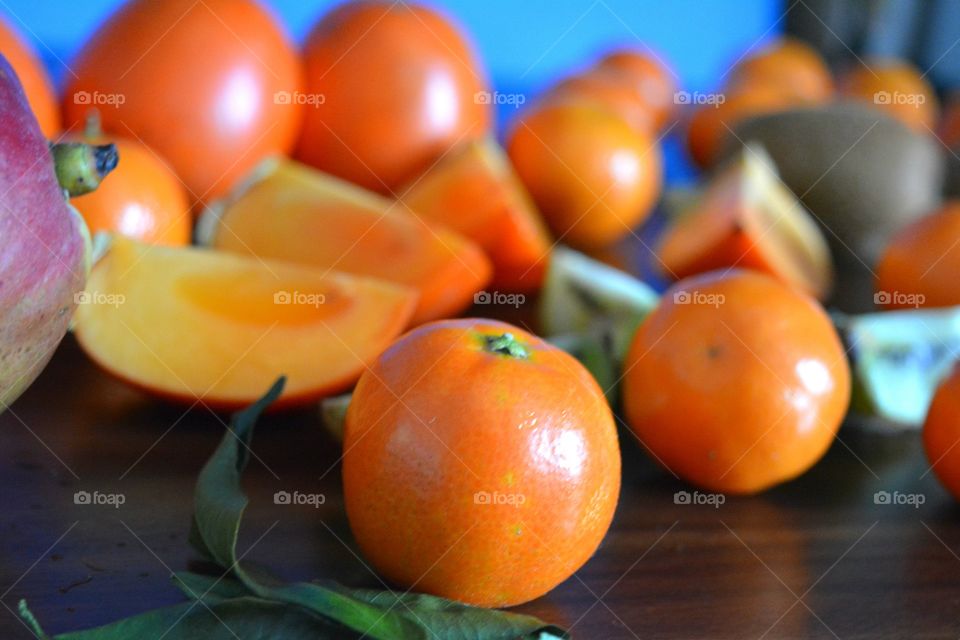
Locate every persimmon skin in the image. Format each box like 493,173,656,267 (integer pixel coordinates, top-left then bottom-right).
841,60,939,132
0,17,59,137
623,270,850,494
297,1,491,194
875,201,960,309
730,37,834,103
507,100,663,250
596,49,676,130
63,0,303,203
343,318,620,608
399,139,552,293
924,365,960,500
68,131,190,247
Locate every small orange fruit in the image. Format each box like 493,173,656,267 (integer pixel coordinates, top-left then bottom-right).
923,364,960,500
730,37,833,103
68,117,191,246
622,270,850,494
596,48,677,129
840,59,939,132
549,70,657,134
507,99,662,249
343,318,621,607
875,201,960,309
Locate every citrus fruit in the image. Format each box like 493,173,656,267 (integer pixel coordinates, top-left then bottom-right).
343,318,621,607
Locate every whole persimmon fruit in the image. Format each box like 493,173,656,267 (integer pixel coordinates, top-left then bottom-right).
68,116,190,246
343,318,621,607
297,1,491,193
875,201,960,309
729,37,833,103
507,99,662,250
622,270,850,494
840,59,938,132
923,364,960,500
0,16,59,137
63,0,303,203
596,49,677,130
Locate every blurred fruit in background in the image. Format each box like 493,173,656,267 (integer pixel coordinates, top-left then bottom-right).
73,237,417,409
924,364,960,501
686,83,799,168
67,114,190,246
622,270,851,494
839,59,939,132
686,37,831,169
595,48,677,130
507,99,662,250
63,0,303,204
0,15,58,137
399,138,552,293
729,103,945,311
875,201,960,309
200,159,490,324
296,0,491,194
343,318,620,607
549,70,657,134
728,37,833,102
659,146,833,299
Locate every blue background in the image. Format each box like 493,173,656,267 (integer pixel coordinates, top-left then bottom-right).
0,0,783,182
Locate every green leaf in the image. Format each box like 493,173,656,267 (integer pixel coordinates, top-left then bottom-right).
21,596,354,640
327,584,571,640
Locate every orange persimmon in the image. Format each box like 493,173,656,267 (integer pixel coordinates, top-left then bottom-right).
729,37,833,103
201,159,491,324
0,15,59,137
840,59,938,132
507,99,662,250
875,201,960,309
73,237,416,409
659,148,833,299
548,71,657,134
344,318,620,607
595,48,677,130
399,139,552,293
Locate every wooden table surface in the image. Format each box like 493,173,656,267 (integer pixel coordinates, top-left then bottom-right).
2,328,960,639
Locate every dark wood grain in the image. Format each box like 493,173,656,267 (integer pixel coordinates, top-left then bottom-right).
2,330,960,639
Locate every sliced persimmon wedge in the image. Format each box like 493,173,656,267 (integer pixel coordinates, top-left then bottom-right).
199,159,491,324
73,237,417,409
658,145,833,300
399,138,552,293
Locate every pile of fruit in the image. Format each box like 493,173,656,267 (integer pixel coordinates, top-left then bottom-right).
4,0,960,637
